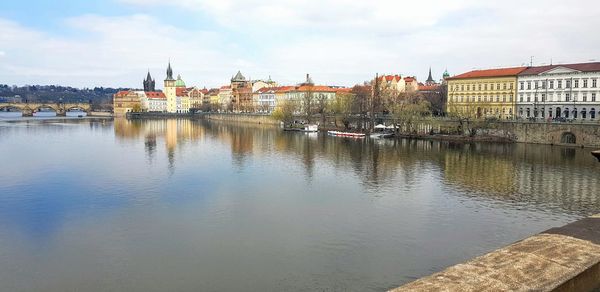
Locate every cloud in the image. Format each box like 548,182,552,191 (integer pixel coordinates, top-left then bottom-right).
2,0,600,88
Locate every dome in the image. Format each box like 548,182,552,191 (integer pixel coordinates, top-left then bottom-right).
443,69,450,78
175,74,186,87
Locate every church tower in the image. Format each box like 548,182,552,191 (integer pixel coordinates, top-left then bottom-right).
143,71,155,92
164,61,177,113
425,67,435,85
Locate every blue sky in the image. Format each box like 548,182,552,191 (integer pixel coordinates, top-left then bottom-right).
1,0,599,88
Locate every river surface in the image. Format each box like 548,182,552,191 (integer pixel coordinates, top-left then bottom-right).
0,118,599,292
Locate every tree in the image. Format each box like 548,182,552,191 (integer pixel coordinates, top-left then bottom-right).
389,92,432,134
301,86,314,123
329,92,355,129
271,99,297,124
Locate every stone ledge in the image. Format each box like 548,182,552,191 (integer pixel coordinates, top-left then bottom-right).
389,214,600,292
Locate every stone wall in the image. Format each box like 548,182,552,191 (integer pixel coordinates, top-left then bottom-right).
199,113,281,125
391,118,600,148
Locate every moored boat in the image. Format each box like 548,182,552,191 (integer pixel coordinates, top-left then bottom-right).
327,131,365,138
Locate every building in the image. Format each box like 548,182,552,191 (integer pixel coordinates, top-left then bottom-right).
145,91,167,112
254,87,277,113
230,71,253,112
516,62,600,121
187,87,204,112
446,67,527,119
143,71,156,91
377,74,419,93
218,85,232,110
164,62,177,113
113,90,143,116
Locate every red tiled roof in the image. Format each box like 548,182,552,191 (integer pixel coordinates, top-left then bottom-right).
418,84,440,91
380,75,401,82
176,87,187,96
115,90,130,97
335,88,352,93
447,67,528,80
145,91,166,99
404,76,416,82
519,62,600,75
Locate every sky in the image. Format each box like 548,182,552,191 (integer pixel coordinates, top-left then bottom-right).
1,0,599,89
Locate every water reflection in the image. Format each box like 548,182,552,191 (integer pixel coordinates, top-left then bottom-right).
1,118,599,292
112,118,600,216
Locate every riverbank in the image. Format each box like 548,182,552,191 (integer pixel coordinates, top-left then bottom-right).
389,213,600,292
125,112,600,148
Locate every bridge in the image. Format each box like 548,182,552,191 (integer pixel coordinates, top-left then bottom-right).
0,102,91,116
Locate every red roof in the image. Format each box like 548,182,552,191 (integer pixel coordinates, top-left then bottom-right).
115,90,130,97
519,62,600,75
404,76,416,82
176,87,187,96
145,91,166,99
418,84,440,91
447,67,528,80
335,88,352,93
380,75,401,82
220,85,231,89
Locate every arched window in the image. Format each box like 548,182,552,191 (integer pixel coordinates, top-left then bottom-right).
526,108,531,117
581,108,587,119
564,108,569,118
591,108,596,119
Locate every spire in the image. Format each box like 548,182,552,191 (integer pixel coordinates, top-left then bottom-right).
426,67,434,84
165,60,174,81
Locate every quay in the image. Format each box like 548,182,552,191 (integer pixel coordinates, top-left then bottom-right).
389,214,600,292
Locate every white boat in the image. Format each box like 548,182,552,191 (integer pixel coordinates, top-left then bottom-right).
327,131,366,138
301,124,318,132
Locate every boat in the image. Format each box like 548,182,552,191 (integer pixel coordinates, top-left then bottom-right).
301,124,318,132
592,150,600,162
327,131,366,138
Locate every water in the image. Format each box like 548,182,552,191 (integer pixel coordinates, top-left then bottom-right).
0,118,598,292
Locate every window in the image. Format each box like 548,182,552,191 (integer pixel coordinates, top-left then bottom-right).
478,84,482,91
496,84,500,90
467,85,470,91
566,93,571,102
557,93,561,101
593,79,597,88
541,93,546,102
573,93,578,101
503,95,506,102
574,79,579,88
527,81,531,90
461,85,464,91
583,93,587,102
593,93,597,102
510,83,513,90
566,80,571,88
527,94,531,102
591,108,596,119
503,83,507,90
484,84,488,90
496,95,500,102
558,80,562,88
583,79,588,88
520,94,524,102
534,81,539,89
534,93,538,102
549,80,554,89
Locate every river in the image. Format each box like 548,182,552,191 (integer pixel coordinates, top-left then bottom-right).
0,118,598,291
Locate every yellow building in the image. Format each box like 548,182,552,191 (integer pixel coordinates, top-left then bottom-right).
113,90,142,117
446,67,527,119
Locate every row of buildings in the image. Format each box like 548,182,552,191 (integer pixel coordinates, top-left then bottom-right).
114,62,443,116
446,62,600,121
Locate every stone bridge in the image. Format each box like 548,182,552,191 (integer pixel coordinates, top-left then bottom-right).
0,102,91,116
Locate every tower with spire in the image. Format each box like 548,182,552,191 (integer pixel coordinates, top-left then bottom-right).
143,71,155,92
164,61,177,113
425,67,435,85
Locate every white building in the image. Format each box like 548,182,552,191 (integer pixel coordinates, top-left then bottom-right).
254,87,277,113
517,63,600,121
146,91,167,112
